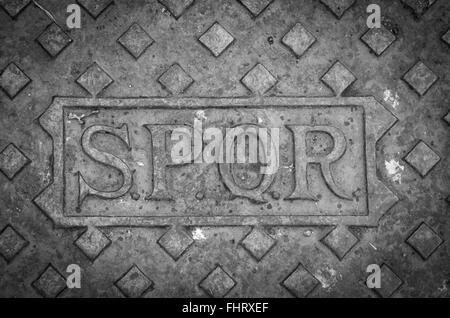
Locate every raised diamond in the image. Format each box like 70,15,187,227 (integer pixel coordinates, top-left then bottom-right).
240,228,276,261
442,29,450,46
361,26,396,56
199,265,236,298
404,141,440,177
37,22,73,57
0,0,30,18
158,0,194,19
74,227,111,261
158,227,194,261
115,265,153,298
0,143,30,180
406,222,443,260
402,61,438,96
76,62,113,97
372,264,403,298
238,0,273,17
444,111,450,125
320,0,355,19
400,0,436,18
282,263,319,298
158,64,194,95
199,22,235,57
0,62,31,99
117,23,154,59
32,265,66,298
321,226,358,260
321,61,356,96
241,63,277,95
0,225,28,263
281,22,316,58
77,0,113,19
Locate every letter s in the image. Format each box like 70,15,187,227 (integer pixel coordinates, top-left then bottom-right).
78,124,133,207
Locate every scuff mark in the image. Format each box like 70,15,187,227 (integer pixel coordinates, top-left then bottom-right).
383,90,400,109
32,0,59,25
385,159,404,184
438,281,448,294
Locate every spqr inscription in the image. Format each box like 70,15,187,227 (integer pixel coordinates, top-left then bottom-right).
64,106,367,217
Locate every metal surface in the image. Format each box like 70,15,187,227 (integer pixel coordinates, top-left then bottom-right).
0,0,448,298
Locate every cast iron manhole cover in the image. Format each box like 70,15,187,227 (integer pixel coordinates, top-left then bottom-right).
0,0,448,298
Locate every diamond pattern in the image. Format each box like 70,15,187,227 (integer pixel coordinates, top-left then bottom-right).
241,63,277,95
238,0,273,17
32,265,66,298
403,61,438,96
320,0,355,19
0,0,30,18
401,0,436,18
199,266,236,298
361,26,396,56
74,227,111,261
76,62,113,96
0,225,28,263
404,141,440,177
158,0,194,19
199,22,235,57
0,62,31,99
321,61,356,96
282,263,319,298
37,22,73,57
0,143,30,180
442,29,450,47
374,264,403,298
321,226,358,260
240,228,276,261
281,22,316,58
77,0,113,19
158,227,194,261
444,111,450,125
115,265,153,297
406,222,443,260
117,23,154,59
158,64,194,95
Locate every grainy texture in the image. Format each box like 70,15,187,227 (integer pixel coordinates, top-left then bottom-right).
0,0,448,298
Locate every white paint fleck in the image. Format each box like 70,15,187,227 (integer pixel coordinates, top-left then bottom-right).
438,281,448,294
385,159,404,184
192,228,206,240
383,90,400,109
68,110,99,125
